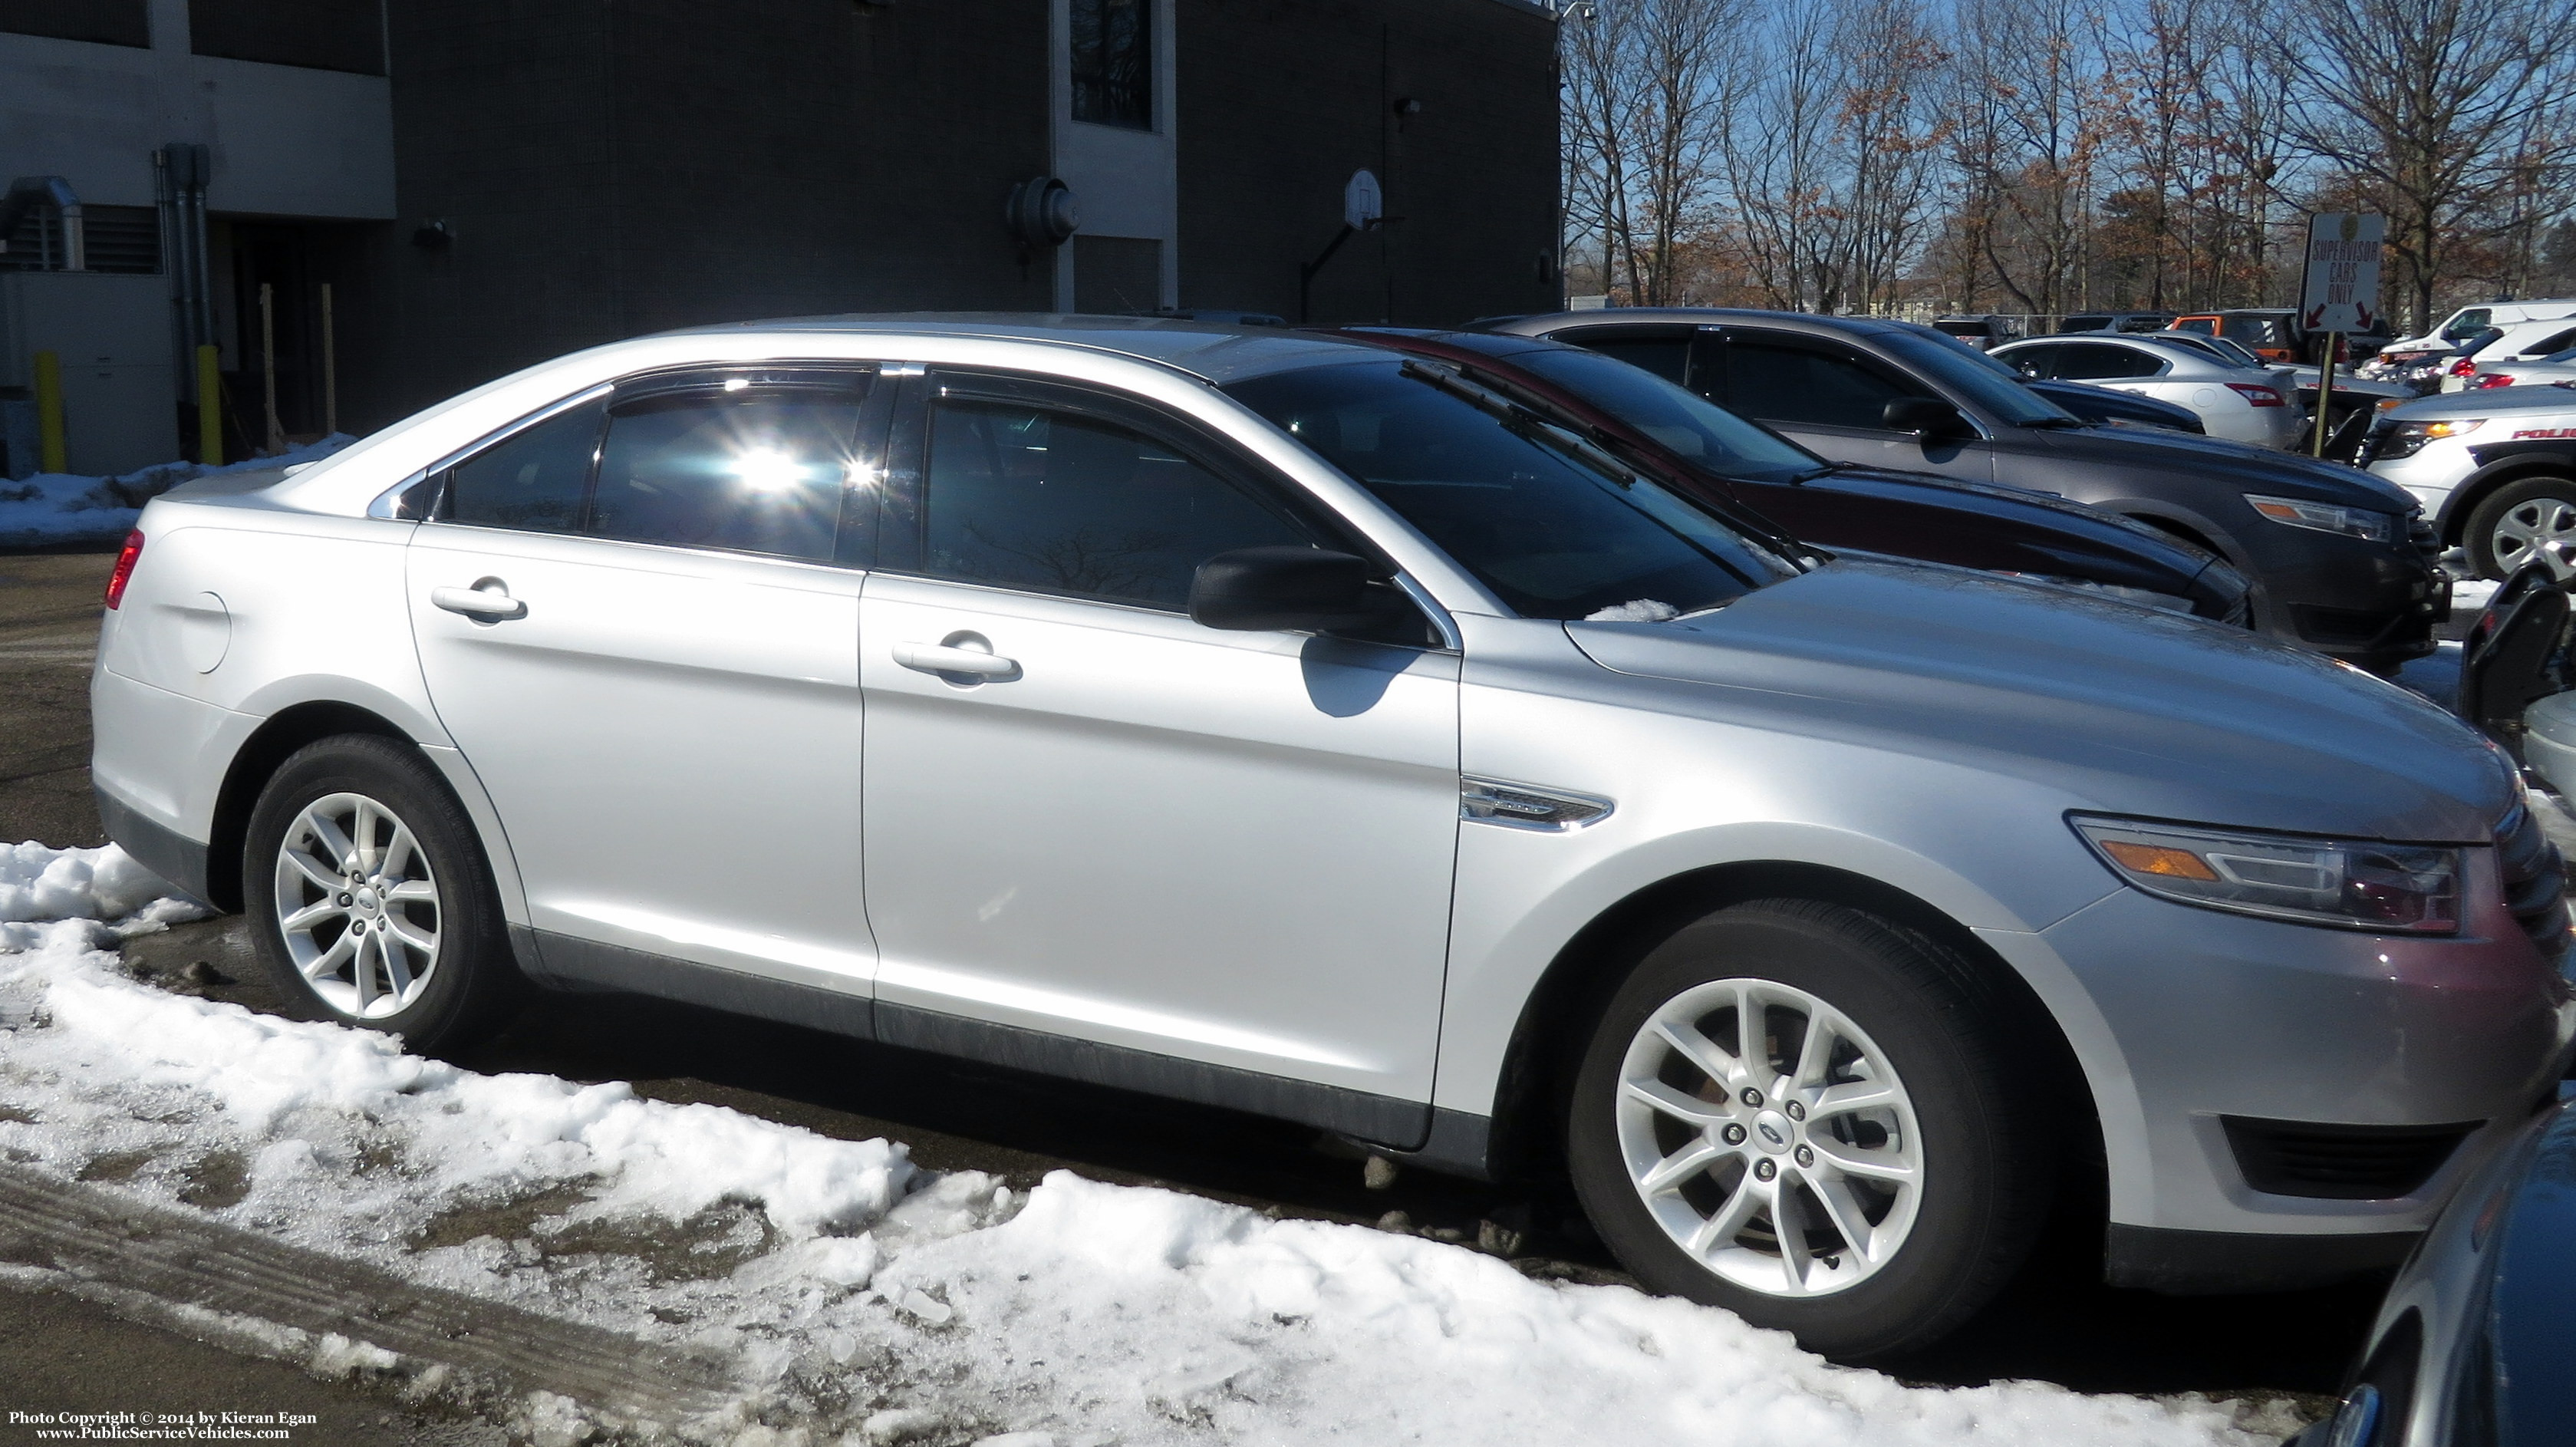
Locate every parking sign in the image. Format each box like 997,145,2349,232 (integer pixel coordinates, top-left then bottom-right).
2301,213,2384,334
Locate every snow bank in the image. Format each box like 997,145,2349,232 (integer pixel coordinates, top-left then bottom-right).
0,841,2299,1445
1586,598,1682,622
0,436,350,547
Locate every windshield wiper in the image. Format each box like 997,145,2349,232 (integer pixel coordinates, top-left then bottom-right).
1398,359,1639,488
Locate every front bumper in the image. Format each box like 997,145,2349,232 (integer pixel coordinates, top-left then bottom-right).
2032,876,2576,1284
2365,443,2472,523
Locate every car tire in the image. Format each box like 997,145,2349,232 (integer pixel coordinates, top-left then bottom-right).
2466,475,2576,582
243,734,522,1053
1566,898,2054,1362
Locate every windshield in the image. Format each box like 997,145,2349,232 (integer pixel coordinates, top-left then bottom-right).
1882,329,2079,427
2195,335,2268,370
1500,346,1823,481
1225,360,1798,620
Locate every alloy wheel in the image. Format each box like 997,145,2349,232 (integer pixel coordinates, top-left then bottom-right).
271,790,443,1020
1613,976,1923,1297
2487,494,2576,581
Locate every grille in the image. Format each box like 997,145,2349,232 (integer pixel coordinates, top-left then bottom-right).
2494,803,2568,952
2223,1116,2479,1199
1,203,160,274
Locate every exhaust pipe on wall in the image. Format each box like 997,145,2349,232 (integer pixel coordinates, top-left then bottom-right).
0,175,84,271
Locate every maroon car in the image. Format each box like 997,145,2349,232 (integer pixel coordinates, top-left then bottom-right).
1333,328,2252,624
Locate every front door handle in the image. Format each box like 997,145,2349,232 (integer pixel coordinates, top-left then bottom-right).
431,583,528,621
893,639,1020,680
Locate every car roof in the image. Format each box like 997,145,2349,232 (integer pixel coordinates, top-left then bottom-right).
1494,308,1913,339
654,311,1387,385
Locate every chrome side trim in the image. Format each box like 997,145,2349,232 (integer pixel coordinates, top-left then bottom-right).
1394,572,1463,651
1460,776,1615,832
365,470,430,520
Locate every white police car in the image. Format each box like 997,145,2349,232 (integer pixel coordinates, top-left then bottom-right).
2367,385,2576,578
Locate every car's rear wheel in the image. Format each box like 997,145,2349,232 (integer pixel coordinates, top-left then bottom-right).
245,735,520,1052
1566,898,2054,1361
2466,476,2576,581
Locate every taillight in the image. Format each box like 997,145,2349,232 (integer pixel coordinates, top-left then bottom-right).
2450,357,2478,375
2226,383,2286,407
2471,373,2515,390
104,529,143,609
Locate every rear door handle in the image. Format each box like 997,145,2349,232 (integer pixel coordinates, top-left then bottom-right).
893,640,1020,680
431,583,528,621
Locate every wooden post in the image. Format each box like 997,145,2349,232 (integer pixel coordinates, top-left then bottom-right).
32,351,66,473
320,282,337,437
196,344,222,465
259,282,282,455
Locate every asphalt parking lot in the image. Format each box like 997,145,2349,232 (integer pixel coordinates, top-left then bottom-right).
5,543,2492,1427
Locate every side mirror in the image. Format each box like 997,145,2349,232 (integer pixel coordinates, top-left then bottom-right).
1188,547,1398,633
1882,397,1972,438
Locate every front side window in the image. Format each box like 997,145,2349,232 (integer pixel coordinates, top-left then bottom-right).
1226,360,1793,621
920,398,1314,610
590,391,865,562
1879,330,2078,427
443,399,602,534
1070,0,1152,128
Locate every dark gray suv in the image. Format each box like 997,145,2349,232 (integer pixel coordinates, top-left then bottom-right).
1491,309,2446,672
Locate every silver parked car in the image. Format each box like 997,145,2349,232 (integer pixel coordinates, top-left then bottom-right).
90,317,2576,1361
1992,333,2304,448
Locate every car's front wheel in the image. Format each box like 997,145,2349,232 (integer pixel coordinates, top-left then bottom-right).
2466,475,2576,581
1567,898,2054,1361
244,734,521,1053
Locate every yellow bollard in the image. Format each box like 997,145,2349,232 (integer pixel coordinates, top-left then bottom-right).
196,344,222,465
33,350,66,474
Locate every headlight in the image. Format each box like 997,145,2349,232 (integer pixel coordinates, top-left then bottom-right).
2373,417,2484,461
2071,816,2460,933
2244,494,2400,542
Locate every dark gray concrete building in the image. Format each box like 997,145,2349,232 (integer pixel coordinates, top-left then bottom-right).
3,0,1561,464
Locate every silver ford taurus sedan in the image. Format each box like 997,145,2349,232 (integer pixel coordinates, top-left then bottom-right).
90,317,2576,1360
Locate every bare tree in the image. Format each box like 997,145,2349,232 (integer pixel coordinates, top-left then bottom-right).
1559,0,1738,305
2275,0,2576,331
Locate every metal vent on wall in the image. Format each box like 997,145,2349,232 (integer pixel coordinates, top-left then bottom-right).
2,204,160,273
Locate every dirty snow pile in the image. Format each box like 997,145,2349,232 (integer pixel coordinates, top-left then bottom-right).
0,842,2301,1446
1584,598,1682,623
0,435,351,546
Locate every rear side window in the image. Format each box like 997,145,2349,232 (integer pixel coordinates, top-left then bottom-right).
590,391,864,562
1719,336,1913,430
919,397,1316,610
1559,330,1694,385
2054,343,2165,381
443,400,602,533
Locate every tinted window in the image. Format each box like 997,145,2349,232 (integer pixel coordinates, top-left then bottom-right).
2522,327,2576,357
590,390,864,561
444,400,602,534
2002,344,2063,378
2221,315,2290,348
1070,0,1151,127
1,0,148,45
2444,309,2492,340
1226,361,1791,621
2055,343,2164,381
1563,331,1694,384
1507,346,1817,478
2058,316,2113,333
920,399,1312,610
1879,330,2078,427
1720,336,1914,430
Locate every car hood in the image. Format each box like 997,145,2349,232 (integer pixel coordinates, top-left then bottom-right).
2388,386,2576,423
1566,559,2510,842
2019,420,2420,510
1800,465,2219,560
